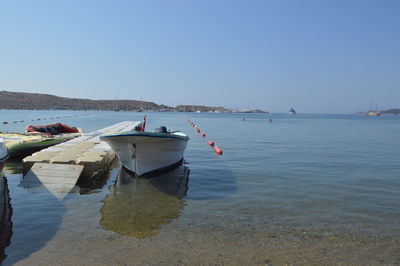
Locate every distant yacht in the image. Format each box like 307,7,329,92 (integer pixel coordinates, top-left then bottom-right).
288,107,296,115
367,101,381,116
367,111,381,116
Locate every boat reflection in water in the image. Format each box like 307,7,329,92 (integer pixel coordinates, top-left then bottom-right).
100,165,189,238
0,176,12,264
2,160,22,175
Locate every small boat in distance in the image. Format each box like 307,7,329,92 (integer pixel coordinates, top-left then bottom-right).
100,116,189,177
367,111,381,116
366,101,381,116
289,107,296,115
365,100,381,116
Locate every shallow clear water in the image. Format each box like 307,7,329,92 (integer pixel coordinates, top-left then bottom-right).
1,110,399,265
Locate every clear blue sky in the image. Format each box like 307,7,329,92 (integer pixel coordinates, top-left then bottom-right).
0,0,399,113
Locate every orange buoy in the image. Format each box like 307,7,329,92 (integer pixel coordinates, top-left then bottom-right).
201,132,206,137
214,146,223,155
208,140,214,146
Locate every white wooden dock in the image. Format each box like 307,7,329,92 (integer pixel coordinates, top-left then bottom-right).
20,121,141,200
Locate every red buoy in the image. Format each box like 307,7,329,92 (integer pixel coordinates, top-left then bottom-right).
214,146,223,155
201,132,206,137
208,140,214,146
196,128,200,133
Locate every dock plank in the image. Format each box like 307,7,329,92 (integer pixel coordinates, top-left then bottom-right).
20,163,84,200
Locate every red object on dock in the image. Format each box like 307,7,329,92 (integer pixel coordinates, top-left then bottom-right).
201,132,206,137
214,146,223,155
208,140,214,146
196,128,200,133
26,123,80,135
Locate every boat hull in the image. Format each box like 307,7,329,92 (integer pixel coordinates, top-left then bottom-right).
101,132,189,177
1,133,79,159
0,139,9,164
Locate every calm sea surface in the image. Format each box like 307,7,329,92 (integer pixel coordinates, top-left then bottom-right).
0,110,399,265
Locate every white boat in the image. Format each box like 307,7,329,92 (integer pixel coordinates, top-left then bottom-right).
100,125,189,177
0,138,10,165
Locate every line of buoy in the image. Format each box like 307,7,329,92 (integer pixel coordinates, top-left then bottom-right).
1,114,79,125
188,118,223,156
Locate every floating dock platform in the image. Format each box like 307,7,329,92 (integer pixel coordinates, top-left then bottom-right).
21,121,141,199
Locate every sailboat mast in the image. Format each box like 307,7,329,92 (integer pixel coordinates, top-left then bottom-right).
114,94,119,111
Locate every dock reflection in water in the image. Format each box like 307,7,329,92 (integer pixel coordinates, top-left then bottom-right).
100,165,189,239
0,176,13,264
1,161,67,265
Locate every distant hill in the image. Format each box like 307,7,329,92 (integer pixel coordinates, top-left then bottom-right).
357,108,400,115
0,90,162,111
175,105,229,112
381,109,400,114
0,90,267,113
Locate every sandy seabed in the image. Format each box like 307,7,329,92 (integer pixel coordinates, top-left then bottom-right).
14,205,400,266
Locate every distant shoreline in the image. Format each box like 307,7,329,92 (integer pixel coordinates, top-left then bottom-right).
0,90,267,113
355,109,400,115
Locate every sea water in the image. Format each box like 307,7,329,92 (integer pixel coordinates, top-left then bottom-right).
0,110,399,265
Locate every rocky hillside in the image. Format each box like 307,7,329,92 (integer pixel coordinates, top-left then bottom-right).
0,91,165,111
381,109,400,114
0,90,267,113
